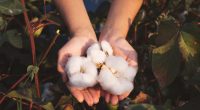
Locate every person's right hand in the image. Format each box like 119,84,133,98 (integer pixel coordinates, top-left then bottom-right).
57,30,100,106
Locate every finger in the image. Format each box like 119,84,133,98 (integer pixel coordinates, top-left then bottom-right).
57,63,65,73
111,95,118,105
118,91,131,100
126,51,138,67
82,90,94,106
68,86,84,103
105,93,111,103
88,87,100,104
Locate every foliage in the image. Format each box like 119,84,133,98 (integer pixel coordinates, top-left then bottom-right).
0,0,200,110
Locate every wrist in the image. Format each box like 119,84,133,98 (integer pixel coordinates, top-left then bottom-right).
72,27,97,40
99,27,126,44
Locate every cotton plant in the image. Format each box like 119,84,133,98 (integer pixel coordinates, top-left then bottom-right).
64,40,138,95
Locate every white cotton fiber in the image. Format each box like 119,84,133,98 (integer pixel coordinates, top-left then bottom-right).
65,56,83,76
65,41,137,94
98,66,118,90
122,66,138,81
101,40,113,55
105,56,128,73
65,56,98,89
110,78,134,95
87,50,107,66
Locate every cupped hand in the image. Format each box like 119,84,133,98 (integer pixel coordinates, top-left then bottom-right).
57,31,100,106
100,37,138,105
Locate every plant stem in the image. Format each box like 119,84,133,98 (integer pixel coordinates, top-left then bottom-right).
38,31,60,66
20,0,40,97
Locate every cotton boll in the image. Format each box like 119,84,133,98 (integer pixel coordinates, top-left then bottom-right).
98,56,135,95
98,66,118,90
101,40,113,55
106,56,128,73
88,43,100,52
65,56,82,76
86,43,101,56
87,50,106,66
122,66,138,81
68,74,85,89
82,73,98,87
82,60,98,77
65,56,98,89
69,73,97,89
110,78,133,95
87,43,106,66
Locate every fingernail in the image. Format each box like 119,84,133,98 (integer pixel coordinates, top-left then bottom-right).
94,98,99,104
77,98,84,103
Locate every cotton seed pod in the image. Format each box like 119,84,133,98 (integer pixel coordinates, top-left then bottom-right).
65,56,98,89
98,56,137,95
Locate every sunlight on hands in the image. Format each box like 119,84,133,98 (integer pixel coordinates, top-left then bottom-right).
102,38,138,105
57,32,100,106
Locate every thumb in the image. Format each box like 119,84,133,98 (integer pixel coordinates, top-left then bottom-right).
57,53,71,74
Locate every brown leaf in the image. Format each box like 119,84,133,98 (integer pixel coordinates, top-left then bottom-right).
132,91,150,103
64,104,74,110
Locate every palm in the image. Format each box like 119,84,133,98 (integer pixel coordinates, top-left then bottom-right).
58,36,100,106
103,38,138,105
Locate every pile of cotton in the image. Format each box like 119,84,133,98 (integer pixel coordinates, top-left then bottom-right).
64,41,138,95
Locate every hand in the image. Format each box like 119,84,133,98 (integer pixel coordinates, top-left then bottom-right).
57,30,100,106
100,37,138,105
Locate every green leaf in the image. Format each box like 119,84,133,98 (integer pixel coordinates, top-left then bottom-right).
56,95,71,107
155,19,179,46
0,33,6,46
179,24,200,61
41,102,55,110
179,24,200,84
152,34,181,88
185,0,194,10
0,16,7,30
0,0,23,16
27,65,39,81
128,104,157,110
7,90,32,101
5,29,23,48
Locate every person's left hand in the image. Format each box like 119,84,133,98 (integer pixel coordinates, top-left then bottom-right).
100,37,138,105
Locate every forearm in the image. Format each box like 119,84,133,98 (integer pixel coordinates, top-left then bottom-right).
55,0,95,36
100,0,143,40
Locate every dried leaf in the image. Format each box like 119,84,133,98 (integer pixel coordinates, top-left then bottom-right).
42,102,55,110
132,92,149,103
64,104,74,110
